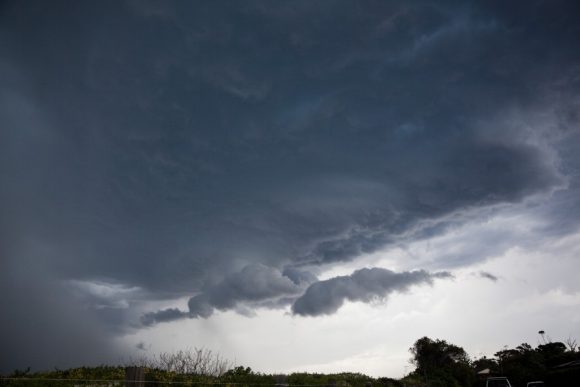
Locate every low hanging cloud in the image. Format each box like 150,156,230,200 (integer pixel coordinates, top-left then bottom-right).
292,268,453,317
142,266,451,324
141,307,189,326
142,264,316,325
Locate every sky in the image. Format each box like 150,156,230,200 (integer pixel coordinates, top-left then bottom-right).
1,0,580,378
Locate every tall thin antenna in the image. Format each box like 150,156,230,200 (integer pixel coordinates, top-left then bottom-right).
538,330,547,345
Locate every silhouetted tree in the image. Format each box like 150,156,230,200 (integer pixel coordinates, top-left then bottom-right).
494,343,545,385
409,337,473,387
537,342,567,367
472,356,498,374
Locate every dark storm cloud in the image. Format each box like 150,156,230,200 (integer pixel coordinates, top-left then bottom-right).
292,268,452,317
142,264,314,325
141,308,189,326
142,266,449,323
1,0,580,369
283,267,319,286
0,254,121,372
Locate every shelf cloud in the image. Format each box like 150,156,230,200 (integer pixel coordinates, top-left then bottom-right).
1,0,579,373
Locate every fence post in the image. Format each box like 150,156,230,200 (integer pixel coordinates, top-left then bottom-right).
125,366,145,387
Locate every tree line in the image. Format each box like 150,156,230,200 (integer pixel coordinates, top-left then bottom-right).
402,336,580,387
1,337,579,386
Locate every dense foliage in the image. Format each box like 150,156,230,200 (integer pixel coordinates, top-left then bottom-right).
0,366,381,387
406,337,474,387
404,337,580,387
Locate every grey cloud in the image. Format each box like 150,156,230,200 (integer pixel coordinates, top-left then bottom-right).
478,271,499,282
282,267,319,286
141,308,189,326
291,268,452,317
136,342,149,351
67,280,142,310
143,264,311,325
204,264,304,308
1,0,573,292
1,0,580,370
0,254,121,373
186,264,310,315
196,265,318,313
186,296,215,319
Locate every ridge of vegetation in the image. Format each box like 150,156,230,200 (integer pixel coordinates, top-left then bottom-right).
2,337,579,386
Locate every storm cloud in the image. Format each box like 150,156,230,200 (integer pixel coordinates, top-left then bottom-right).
142,264,314,325
292,268,452,317
1,0,580,373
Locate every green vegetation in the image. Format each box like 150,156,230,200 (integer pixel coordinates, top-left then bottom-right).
405,337,474,387
2,337,579,387
0,365,125,386
0,367,380,387
402,336,580,386
287,372,374,386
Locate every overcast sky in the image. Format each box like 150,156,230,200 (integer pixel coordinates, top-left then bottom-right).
1,0,580,377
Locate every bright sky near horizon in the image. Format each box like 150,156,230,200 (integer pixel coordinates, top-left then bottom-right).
1,0,580,377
